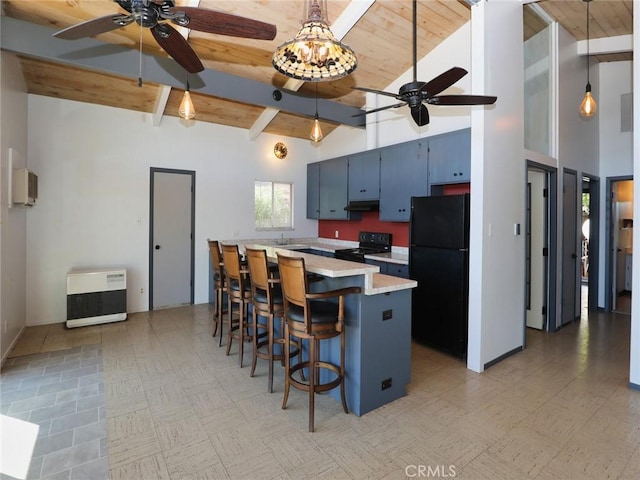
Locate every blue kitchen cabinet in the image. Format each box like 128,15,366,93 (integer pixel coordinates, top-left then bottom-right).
306,162,320,219
379,141,428,221
348,151,380,201
427,128,471,185
319,156,349,219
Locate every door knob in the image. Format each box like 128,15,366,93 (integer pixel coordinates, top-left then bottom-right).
155,245,161,250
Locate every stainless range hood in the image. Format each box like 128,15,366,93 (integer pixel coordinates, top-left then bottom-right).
344,200,380,212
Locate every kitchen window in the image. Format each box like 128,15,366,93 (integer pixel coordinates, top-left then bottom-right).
254,181,293,230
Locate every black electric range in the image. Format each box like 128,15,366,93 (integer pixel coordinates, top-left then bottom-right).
334,232,392,263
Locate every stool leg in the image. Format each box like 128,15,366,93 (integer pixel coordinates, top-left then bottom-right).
238,302,244,368
217,288,225,347
282,323,291,410
250,307,258,377
225,297,234,356
267,315,274,393
308,337,316,433
340,329,349,414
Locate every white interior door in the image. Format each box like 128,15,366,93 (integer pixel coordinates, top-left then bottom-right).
527,170,546,330
151,170,194,309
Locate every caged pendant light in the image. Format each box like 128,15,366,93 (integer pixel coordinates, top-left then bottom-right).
272,0,357,82
579,0,597,118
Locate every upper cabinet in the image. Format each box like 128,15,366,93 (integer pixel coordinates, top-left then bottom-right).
307,162,320,219
427,128,471,185
319,156,349,220
348,151,380,201
379,141,428,222
306,128,470,222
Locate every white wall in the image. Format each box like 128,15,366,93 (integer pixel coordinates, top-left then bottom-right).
597,61,633,307
0,52,29,362
25,95,320,325
630,7,640,388
321,23,473,158
467,1,525,371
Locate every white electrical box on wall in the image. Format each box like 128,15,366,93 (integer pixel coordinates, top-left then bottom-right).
66,268,127,328
13,167,38,206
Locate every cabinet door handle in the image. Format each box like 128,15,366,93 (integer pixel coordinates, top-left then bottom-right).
330,209,336,213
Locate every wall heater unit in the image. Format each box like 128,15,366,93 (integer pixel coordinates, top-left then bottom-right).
66,268,127,328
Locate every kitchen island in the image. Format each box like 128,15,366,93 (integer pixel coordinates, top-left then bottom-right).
242,244,417,416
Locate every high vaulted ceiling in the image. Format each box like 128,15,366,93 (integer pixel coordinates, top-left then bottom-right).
1,0,633,140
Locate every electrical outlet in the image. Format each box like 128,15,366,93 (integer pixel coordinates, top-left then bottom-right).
382,309,393,321
140,288,144,294
381,378,392,390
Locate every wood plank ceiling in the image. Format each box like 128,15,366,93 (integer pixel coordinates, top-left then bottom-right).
1,0,633,140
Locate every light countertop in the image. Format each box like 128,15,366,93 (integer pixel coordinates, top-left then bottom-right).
238,243,416,295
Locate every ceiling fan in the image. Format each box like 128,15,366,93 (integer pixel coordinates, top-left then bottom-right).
353,0,496,126
52,0,277,74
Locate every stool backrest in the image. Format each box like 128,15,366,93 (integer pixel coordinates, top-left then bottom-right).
245,247,272,303
277,253,309,309
221,244,243,285
208,240,224,278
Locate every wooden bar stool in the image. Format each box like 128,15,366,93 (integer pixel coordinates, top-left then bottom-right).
245,247,300,393
277,253,361,432
207,240,228,346
221,244,255,367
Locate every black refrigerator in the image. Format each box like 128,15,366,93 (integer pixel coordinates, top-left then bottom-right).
409,194,470,358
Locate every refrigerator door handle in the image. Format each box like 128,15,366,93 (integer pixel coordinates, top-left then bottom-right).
459,248,469,252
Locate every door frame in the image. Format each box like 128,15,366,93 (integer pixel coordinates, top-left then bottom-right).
606,175,633,311
149,167,196,310
525,161,558,336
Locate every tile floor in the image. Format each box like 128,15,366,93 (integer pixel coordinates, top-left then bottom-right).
2,303,640,479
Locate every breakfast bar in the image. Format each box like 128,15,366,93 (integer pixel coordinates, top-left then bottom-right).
244,244,417,416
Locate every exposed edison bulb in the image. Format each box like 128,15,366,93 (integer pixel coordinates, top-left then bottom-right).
579,83,597,118
179,90,196,120
310,116,323,142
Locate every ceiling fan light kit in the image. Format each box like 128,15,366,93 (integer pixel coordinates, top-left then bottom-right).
272,0,357,81
579,0,597,118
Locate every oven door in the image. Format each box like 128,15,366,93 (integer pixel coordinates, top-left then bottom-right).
334,249,365,263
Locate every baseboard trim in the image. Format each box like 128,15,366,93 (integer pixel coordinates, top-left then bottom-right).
1,325,26,367
484,345,523,370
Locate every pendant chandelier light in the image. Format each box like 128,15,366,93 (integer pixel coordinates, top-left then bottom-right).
179,79,196,120
310,84,323,142
579,0,597,118
272,0,357,82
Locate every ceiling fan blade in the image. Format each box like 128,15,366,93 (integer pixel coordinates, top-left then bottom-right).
53,14,133,40
419,67,468,97
428,95,498,106
169,7,276,40
151,24,204,73
410,105,430,126
352,86,399,99
352,102,407,117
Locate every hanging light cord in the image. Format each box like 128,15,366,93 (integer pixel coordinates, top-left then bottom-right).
138,24,143,87
585,0,590,86
315,83,319,118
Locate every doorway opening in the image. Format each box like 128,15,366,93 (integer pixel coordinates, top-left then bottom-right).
607,177,633,315
581,174,600,317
